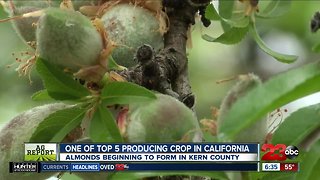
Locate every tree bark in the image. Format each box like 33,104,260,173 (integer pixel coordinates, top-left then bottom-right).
120,0,212,110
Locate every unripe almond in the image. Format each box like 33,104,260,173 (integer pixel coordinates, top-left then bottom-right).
2,0,59,43
36,8,103,71
0,103,108,180
0,103,70,180
72,0,100,10
217,74,267,143
2,0,101,43
101,3,164,67
126,94,202,142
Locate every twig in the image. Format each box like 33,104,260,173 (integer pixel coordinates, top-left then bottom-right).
120,0,210,110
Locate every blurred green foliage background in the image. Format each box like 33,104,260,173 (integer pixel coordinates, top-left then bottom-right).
1,0,320,128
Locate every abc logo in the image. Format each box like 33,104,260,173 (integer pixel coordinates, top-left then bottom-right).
261,144,299,161
285,145,299,159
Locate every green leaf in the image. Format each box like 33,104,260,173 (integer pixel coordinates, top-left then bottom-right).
50,111,85,142
36,58,90,100
108,56,126,71
224,16,249,28
261,173,295,180
219,61,320,141
30,106,86,142
207,3,249,28
250,22,297,63
218,0,235,32
202,25,249,45
260,0,279,14
249,172,267,180
296,140,320,180
205,4,221,21
312,43,320,53
308,159,320,179
218,0,235,19
90,105,123,142
111,171,228,180
272,104,320,145
31,90,54,101
101,82,156,106
257,0,292,19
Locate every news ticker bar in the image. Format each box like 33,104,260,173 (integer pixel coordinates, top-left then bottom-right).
9,162,259,172
261,163,299,172
25,143,259,162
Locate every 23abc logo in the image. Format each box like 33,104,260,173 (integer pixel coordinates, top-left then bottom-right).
115,164,129,171
261,144,299,161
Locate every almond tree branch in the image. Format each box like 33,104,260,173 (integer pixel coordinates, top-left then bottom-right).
120,0,210,110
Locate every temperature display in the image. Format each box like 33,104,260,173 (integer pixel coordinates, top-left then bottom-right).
280,163,299,172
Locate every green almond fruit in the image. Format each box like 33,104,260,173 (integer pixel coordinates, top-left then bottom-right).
101,3,164,67
36,8,103,71
0,102,108,180
72,0,101,11
2,0,60,43
126,94,202,142
2,0,100,44
0,103,70,180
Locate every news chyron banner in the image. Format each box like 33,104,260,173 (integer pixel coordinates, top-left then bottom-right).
58,143,258,162
9,143,260,173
